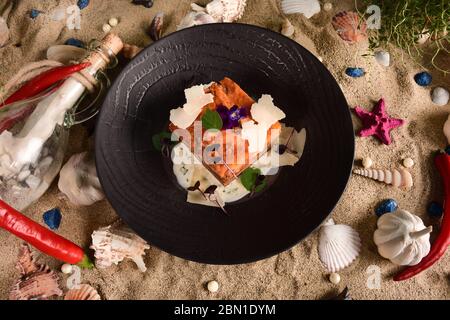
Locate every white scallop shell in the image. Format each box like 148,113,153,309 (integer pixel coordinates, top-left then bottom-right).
64,284,101,300
90,225,150,272
318,220,361,272
206,0,246,22
353,168,413,189
281,0,321,19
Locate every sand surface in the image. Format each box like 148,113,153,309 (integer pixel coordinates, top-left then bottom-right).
0,0,449,300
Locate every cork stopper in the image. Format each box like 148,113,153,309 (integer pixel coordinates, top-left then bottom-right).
84,33,123,73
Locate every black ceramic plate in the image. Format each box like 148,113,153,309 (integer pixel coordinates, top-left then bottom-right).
95,23,354,264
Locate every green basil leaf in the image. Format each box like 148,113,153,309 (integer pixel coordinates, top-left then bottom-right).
201,109,223,130
240,167,265,192
152,131,173,151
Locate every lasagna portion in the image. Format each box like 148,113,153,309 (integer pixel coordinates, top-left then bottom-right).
169,77,284,186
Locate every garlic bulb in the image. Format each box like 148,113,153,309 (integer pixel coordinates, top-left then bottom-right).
373,209,432,266
58,152,104,206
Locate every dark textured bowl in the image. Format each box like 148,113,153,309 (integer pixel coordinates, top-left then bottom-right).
95,23,354,264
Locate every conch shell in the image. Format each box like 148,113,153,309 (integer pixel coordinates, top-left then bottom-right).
64,284,101,300
353,168,413,189
10,244,62,300
58,152,104,206
177,11,217,30
90,225,150,272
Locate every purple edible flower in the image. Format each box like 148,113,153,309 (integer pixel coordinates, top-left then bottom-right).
216,105,247,129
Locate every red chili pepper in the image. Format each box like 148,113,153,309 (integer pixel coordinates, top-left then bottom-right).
394,151,450,281
0,199,93,268
0,62,91,108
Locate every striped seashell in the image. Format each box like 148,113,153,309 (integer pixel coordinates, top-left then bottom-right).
353,168,413,189
318,219,361,273
332,11,367,43
281,0,321,19
65,284,101,300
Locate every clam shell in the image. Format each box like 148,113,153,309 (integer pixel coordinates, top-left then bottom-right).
281,0,321,18
65,284,101,300
318,221,361,272
206,0,246,22
90,225,150,272
332,11,367,43
46,45,88,64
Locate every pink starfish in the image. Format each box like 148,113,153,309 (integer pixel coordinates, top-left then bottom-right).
352,98,404,145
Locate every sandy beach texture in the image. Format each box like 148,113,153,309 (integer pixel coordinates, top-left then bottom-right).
0,0,449,300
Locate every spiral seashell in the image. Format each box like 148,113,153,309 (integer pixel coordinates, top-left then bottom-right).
332,11,367,43
206,0,246,22
64,284,101,300
318,220,361,273
353,168,413,189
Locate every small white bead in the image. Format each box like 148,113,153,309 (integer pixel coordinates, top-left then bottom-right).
102,23,112,33
323,3,333,11
109,17,119,27
207,280,219,293
329,273,341,284
61,264,73,274
362,157,373,168
403,157,414,168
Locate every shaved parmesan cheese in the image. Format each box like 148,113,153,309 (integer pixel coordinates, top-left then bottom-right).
169,107,199,129
187,190,219,207
170,84,214,129
183,85,214,114
241,120,268,153
251,95,286,127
